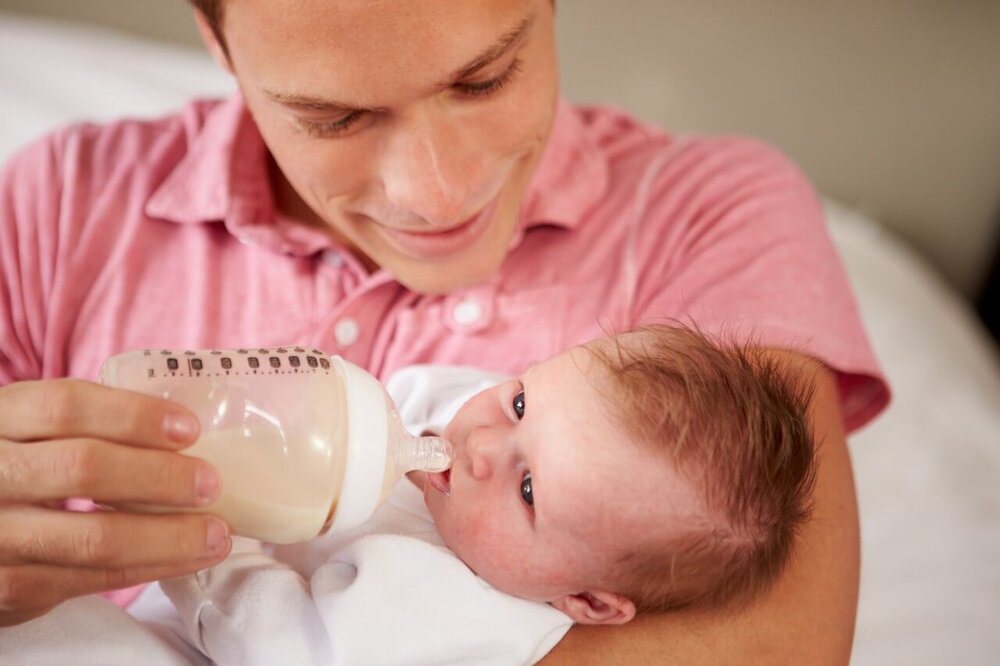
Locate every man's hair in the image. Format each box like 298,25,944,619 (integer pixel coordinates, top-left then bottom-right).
589,325,817,613
187,0,227,52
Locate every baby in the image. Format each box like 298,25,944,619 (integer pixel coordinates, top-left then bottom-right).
0,325,816,665
416,323,817,623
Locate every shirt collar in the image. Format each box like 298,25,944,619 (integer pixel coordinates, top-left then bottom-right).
145,94,334,257
518,98,610,231
144,94,608,256
145,94,252,226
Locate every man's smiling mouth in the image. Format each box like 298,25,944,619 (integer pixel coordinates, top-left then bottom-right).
376,196,499,260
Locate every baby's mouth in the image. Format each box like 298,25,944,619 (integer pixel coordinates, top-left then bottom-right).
427,468,451,497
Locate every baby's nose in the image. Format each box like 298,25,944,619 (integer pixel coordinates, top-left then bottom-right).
465,431,495,481
469,454,492,481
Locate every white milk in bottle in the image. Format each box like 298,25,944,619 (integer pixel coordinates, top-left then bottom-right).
100,347,452,543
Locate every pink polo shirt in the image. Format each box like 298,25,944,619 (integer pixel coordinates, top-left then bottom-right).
1,93,887,421
1,95,888,601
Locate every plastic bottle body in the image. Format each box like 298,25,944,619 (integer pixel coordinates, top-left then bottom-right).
99,347,451,543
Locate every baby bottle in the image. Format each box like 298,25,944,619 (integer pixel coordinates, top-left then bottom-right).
99,346,452,543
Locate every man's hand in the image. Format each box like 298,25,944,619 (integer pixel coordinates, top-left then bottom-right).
0,379,232,627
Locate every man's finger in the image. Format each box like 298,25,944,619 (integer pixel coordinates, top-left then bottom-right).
0,556,228,620
0,506,231,568
0,379,199,448
0,439,220,507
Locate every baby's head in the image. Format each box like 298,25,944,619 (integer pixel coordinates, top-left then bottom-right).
423,325,816,624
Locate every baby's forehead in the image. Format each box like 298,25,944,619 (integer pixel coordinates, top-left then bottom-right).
540,429,689,528
549,459,703,565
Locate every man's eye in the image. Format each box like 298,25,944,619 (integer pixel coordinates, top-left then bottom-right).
455,58,523,98
520,472,533,507
512,391,525,420
297,111,364,138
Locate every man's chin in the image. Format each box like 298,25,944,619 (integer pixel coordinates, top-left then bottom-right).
393,254,504,295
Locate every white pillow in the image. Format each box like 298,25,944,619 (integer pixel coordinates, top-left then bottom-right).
825,199,1000,665
0,11,232,161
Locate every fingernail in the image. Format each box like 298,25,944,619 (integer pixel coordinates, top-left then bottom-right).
195,464,221,505
206,518,229,553
164,413,199,444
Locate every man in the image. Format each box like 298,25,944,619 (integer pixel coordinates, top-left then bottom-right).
0,1,887,662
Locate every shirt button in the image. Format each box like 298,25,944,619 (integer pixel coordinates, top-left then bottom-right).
334,318,360,347
323,250,344,268
452,299,483,325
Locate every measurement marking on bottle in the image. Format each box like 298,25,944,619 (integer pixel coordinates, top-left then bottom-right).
142,349,324,382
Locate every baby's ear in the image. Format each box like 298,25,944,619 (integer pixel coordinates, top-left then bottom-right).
551,591,636,625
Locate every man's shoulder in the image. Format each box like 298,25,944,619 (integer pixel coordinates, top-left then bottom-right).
564,102,801,180
561,101,671,164
4,97,226,182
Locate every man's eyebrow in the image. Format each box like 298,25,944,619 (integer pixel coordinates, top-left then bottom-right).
444,13,536,84
262,89,387,114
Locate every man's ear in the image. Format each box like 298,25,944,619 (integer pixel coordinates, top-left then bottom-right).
551,591,636,625
193,9,234,75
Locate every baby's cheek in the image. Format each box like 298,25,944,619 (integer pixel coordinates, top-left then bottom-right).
451,511,510,570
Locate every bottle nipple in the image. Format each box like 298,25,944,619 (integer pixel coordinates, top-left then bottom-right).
401,435,454,473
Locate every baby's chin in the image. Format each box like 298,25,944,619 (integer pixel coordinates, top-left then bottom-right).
421,476,446,525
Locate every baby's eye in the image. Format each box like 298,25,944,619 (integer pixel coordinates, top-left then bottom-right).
520,471,533,506
512,391,525,420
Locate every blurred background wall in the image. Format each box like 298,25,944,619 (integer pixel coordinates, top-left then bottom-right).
2,0,999,309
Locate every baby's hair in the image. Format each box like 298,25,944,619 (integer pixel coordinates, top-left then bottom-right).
587,324,817,613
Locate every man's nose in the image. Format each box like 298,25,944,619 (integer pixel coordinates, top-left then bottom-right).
379,112,484,228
